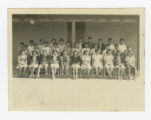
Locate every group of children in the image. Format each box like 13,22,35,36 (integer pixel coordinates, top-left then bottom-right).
16,37,136,79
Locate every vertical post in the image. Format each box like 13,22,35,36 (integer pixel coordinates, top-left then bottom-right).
72,21,75,47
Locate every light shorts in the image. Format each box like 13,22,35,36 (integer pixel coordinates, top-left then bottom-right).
29,63,38,68
105,63,114,69
72,64,81,69
92,62,103,69
39,63,48,68
51,63,59,69
16,63,28,69
81,64,92,70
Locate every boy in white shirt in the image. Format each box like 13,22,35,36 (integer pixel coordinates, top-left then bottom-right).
118,38,127,53
108,38,115,51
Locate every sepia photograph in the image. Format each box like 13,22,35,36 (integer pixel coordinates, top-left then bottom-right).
8,8,145,111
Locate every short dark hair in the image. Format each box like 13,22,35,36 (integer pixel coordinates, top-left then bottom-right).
59,38,64,42
30,40,34,43
108,38,112,41
40,39,44,41
88,36,92,39
20,42,24,45
79,37,83,40
44,41,48,44
52,38,56,41
120,38,124,41
98,38,102,41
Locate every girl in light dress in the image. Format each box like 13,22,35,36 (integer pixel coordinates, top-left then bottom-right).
104,49,114,78
114,50,125,79
92,49,103,77
16,50,28,76
81,50,91,78
71,50,81,79
29,50,39,78
50,50,59,79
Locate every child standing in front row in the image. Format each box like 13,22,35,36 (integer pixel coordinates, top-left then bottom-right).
60,50,70,77
114,50,125,80
71,51,81,79
104,49,114,78
125,51,136,79
92,49,103,77
16,50,28,76
50,50,59,79
37,50,49,78
81,50,91,78
29,50,39,78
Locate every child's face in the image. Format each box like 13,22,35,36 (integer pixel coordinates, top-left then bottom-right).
63,51,67,55
79,39,82,43
120,40,124,44
108,40,112,44
85,44,89,48
88,38,91,42
33,51,37,56
21,51,25,55
40,40,44,45
108,51,111,55
66,43,70,47
115,45,119,49
43,50,47,56
30,42,34,46
60,41,64,45
98,40,102,43
128,47,132,51
94,44,98,49
85,51,89,55
44,43,48,47
52,40,56,44
73,51,78,56
21,44,24,48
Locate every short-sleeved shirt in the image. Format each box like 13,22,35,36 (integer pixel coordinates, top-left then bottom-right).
118,44,127,53
104,54,114,65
